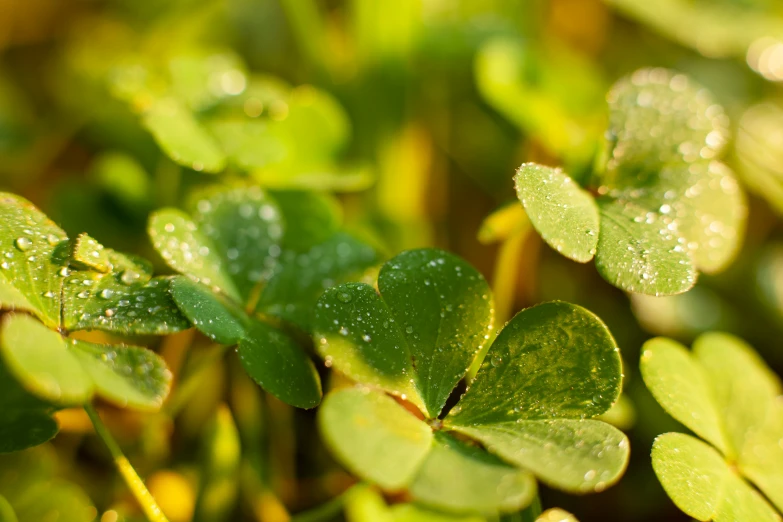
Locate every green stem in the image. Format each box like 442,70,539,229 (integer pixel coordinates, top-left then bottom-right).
85,405,170,522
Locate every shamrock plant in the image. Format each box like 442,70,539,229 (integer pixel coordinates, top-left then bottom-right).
312,248,629,516
641,333,783,520
148,185,378,408
0,192,187,454
514,68,745,296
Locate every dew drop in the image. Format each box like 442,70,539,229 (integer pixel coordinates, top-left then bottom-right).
337,292,352,303
121,270,141,285
100,289,115,299
14,237,32,251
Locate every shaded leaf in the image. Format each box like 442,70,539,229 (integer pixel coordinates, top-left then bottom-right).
257,232,378,331
652,432,780,522
452,420,629,494
318,387,432,490
594,199,695,296
272,190,341,252
169,276,247,345
142,99,226,173
0,360,57,454
639,337,730,455
1,314,171,409
448,302,620,426
514,163,599,263
237,320,321,409
408,432,536,514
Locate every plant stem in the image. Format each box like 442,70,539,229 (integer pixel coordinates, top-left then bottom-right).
84,405,170,522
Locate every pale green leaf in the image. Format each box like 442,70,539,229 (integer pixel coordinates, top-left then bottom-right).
652,432,780,522
536,509,578,522
1,314,171,410
70,233,152,275
595,199,695,296
0,192,69,328
408,432,536,514
149,209,241,302
142,99,226,173
237,320,321,409
604,68,729,184
693,333,781,457
739,400,783,513
452,420,629,494
448,302,621,426
318,388,432,490
514,163,599,263
639,337,730,455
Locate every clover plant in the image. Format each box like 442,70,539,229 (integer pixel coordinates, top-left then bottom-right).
0,193,187,454
513,68,745,296
148,184,378,408
641,333,783,520
312,248,629,516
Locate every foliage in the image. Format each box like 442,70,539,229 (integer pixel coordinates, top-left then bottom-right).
641,334,783,520
313,249,628,515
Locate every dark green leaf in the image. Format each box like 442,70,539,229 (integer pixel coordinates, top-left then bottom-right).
514,163,599,263
408,432,536,514
448,302,620,426
314,249,493,418
0,361,57,454
169,276,247,344
318,387,432,490
237,320,321,408
594,199,695,296
452,420,629,494
272,191,341,252
256,232,378,331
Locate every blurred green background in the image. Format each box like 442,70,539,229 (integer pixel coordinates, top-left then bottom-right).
2,0,783,521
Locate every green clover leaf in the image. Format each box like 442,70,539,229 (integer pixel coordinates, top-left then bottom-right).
0,193,183,453
515,69,746,296
313,249,629,515
148,185,378,409
641,333,783,520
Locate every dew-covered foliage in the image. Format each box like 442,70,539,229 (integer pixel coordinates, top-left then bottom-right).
312,249,629,515
3,2,783,521
514,69,746,297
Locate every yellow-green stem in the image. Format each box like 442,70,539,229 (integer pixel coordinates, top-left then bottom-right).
84,405,170,522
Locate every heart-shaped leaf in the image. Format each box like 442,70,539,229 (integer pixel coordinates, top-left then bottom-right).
640,337,731,455
1,314,171,410
604,68,729,184
318,387,433,490
450,420,629,494
314,249,493,417
652,433,779,522
0,193,69,328
448,302,621,425
237,320,321,409
169,275,247,345
142,98,227,173
514,163,599,263
739,400,783,512
408,432,537,514
272,191,341,252
594,199,695,296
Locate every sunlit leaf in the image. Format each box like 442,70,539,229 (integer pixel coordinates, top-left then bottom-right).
514,163,599,263
652,433,779,522
448,302,620,425
237,320,321,409
739,400,783,513
318,387,432,490
408,432,536,514
594,199,695,296
0,193,69,328
639,337,731,455
1,314,171,410
142,99,226,173
536,508,578,522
